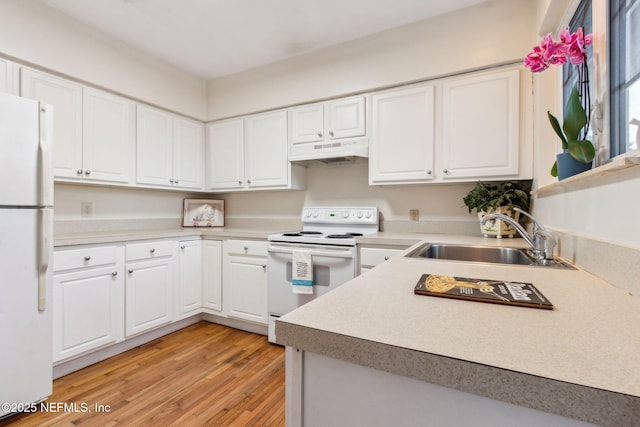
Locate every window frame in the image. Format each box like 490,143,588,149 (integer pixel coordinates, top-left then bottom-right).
557,0,640,166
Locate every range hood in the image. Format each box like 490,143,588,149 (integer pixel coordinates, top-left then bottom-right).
288,138,368,164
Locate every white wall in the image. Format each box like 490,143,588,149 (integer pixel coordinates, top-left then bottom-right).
206,0,540,120
54,184,191,221
220,161,477,230
0,0,206,119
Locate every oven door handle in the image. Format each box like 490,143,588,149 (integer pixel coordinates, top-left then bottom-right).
268,243,354,258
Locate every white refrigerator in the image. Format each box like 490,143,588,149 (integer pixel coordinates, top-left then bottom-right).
0,92,54,418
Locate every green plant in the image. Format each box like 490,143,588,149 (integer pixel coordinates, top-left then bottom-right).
463,181,531,214
547,85,596,176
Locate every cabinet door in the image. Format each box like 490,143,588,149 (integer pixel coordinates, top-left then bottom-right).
53,265,124,362
288,103,324,144
177,240,202,316
202,240,222,312
21,68,83,180
173,116,204,190
245,110,288,188
326,96,366,140
0,59,18,94
206,119,244,190
136,105,174,187
125,257,174,336
369,85,435,184
224,255,267,324
83,88,134,184
441,69,520,179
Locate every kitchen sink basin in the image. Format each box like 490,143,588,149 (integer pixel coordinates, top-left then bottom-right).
405,243,575,269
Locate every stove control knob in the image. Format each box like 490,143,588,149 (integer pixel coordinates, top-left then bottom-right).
365,211,372,219
343,211,349,219
304,210,312,218
357,211,363,219
312,210,319,218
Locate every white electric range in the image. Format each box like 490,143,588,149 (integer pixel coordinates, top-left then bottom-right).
267,206,379,343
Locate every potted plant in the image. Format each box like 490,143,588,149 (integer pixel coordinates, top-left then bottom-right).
463,181,531,238
524,27,595,179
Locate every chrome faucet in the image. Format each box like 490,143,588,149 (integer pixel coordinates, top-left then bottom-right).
480,208,557,261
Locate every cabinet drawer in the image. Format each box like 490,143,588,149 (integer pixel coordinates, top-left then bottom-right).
126,240,174,261
225,240,268,257
54,245,119,272
360,247,404,267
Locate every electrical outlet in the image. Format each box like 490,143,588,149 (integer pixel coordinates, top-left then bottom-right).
81,202,93,217
409,209,419,221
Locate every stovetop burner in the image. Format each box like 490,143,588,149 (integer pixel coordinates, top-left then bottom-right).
326,232,364,239
282,231,323,237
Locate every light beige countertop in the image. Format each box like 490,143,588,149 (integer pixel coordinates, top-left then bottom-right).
54,227,277,247
276,234,640,427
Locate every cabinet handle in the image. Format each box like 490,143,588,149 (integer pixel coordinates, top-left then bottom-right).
317,132,323,138
262,265,267,272
427,170,432,176
180,245,185,250
84,256,91,261
76,169,83,175
150,248,155,254
174,180,179,184
244,246,249,252
443,169,449,174
247,179,252,185
170,179,174,184
238,180,242,185
112,271,118,277
329,131,334,137
384,256,389,261
128,269,134,274
84,170,91,176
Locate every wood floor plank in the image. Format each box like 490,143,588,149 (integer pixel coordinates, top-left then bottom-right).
0,322,285,426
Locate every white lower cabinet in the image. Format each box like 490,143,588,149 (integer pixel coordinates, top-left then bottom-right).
358,246,407,275
125,240,176,337
222,240,268,324
53,245,125,362
177,239,202,317
202,239,223,312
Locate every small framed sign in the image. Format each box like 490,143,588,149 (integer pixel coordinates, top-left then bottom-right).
183,199,224,227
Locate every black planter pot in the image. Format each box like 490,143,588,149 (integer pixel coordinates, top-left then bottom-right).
556,151,592,180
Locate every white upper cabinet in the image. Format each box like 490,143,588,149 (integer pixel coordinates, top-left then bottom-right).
21,68,83,180
245,110,289,188
440,69,521,180
206,118,245,190
21,68,134,184
369,84,435,184
173,116,205,189
289,95,365,144
206,111,305,192
82,88,135,183
369,66,529,185
136,104,204,190
0,59,18,95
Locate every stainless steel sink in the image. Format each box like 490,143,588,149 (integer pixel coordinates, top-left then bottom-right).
405,243,575,269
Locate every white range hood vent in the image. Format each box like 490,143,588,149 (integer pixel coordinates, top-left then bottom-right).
289,138,368,164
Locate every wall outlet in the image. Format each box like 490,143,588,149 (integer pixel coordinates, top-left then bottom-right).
81,202,93,217
409,209,419,221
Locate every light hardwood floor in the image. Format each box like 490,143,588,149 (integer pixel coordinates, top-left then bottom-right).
1,322,285,426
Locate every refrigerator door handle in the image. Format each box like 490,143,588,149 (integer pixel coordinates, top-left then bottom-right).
39,104,53,207
38,209,52,312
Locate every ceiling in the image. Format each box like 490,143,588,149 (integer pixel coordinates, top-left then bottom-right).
39,0,486,80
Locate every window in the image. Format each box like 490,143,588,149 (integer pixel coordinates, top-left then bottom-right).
563,0,639,160
610,0,640,155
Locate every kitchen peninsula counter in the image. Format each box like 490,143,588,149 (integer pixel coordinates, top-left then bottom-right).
276,234,640,427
